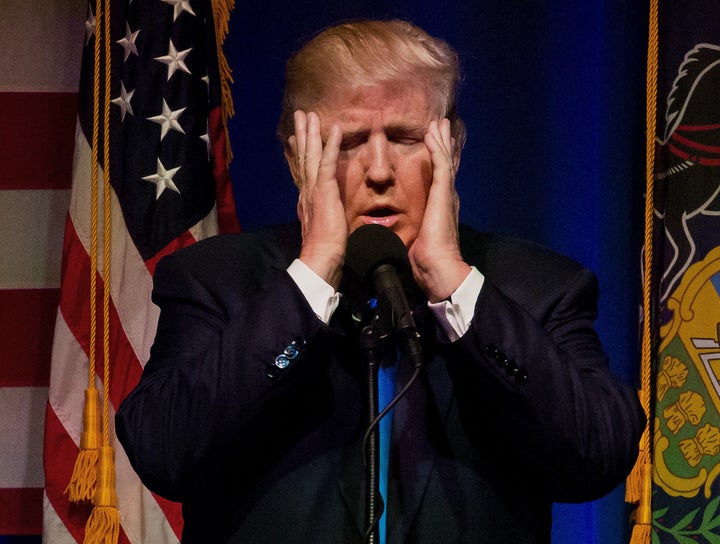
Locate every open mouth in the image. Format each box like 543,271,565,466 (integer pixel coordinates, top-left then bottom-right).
362,207,399,227
367,207,395,217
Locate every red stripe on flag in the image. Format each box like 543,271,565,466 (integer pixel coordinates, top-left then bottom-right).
0,487,43,535
209,106,241,234
145,230,198,276
0,92,77,190
0,288,59,387
57,218,144,403
53,217,184,537
152,493,184,541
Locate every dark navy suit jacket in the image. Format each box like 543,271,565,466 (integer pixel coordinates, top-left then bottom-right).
116,222,644,543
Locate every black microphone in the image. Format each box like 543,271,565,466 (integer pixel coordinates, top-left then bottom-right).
345,224,423,367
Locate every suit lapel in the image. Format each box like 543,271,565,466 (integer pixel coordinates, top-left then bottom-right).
320,309,368,539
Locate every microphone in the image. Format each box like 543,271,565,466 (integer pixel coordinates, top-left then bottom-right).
345,224,423,367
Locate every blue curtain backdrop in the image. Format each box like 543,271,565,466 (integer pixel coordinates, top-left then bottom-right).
224,1,648,543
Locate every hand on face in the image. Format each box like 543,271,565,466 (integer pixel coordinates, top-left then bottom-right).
407,118,471,302
289,111,346,289
288,108,469,301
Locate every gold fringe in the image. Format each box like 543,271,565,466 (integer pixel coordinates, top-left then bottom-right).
628,523,651,544
66,388,102,501
628,461,653,542
83,446,119,544
211,0,236,164
625,459,642,505
83,507,120,544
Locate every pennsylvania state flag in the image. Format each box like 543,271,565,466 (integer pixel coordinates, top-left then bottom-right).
638,1,720,543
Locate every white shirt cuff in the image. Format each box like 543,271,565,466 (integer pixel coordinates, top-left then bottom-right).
287,259,341,324
427,266,485,342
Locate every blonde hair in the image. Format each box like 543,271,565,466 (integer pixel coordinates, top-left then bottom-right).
277,19,465,148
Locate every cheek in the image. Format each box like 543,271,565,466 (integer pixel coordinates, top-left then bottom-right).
402,154,433,207
420,157,433,192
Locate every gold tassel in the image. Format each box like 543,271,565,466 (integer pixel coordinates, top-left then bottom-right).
629,523,651,544
626,0,658,540
81,3,119,542
83,446,120,544
625,420,650,505
66,387,101,502
625,457,643,505
629,462,653,544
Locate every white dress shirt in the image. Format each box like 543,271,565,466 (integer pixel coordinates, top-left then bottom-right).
287,259,484,342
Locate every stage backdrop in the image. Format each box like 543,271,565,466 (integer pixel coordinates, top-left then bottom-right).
223,1,648,543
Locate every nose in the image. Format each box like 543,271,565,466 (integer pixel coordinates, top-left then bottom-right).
365,133,394,187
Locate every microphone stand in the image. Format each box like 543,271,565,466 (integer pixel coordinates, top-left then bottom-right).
360,323,383,544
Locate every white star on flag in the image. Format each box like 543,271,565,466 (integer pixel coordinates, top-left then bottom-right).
85,6,96,45
162,0,196,21
147,99,186,140
200,120,211,158
142,159,182,199
154,39,192,81
117,22,140,61
111,82,135,122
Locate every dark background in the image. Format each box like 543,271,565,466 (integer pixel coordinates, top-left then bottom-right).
224,1,649,542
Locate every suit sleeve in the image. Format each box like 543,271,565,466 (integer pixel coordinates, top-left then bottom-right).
115,251,327,501
443,266,645,502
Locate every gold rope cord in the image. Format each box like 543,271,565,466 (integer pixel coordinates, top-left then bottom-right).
83,1,120,542
627,0,658,542
65,0,104,503
67,1,236,540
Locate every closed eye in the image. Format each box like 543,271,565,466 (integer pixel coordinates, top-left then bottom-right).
339,131,369,151
390,136,423,145
386,127,425,146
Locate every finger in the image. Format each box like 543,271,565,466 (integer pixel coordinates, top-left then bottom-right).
286,134,301,186
439,120,460,218
423,120,460,230
439,118,454,160
293,110,308,161
425,120,455,190
437,119,461,174
304,112,323,187
426,119,453,163
292,111,309,189
317,123,342,187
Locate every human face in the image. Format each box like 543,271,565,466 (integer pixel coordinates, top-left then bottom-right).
316,81,441,248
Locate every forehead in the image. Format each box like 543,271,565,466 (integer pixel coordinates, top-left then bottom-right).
316,81,442,128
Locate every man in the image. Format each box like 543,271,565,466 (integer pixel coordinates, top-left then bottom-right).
116,19,644,543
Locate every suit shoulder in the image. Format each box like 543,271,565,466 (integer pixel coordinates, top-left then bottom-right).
156,222,301,286
458,225,595,308
460,225,585,275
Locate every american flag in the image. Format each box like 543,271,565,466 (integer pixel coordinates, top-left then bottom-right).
0,0,84,539
41,0,238,542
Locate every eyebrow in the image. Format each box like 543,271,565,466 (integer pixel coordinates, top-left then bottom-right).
339,124,427,140
385,125,426,139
